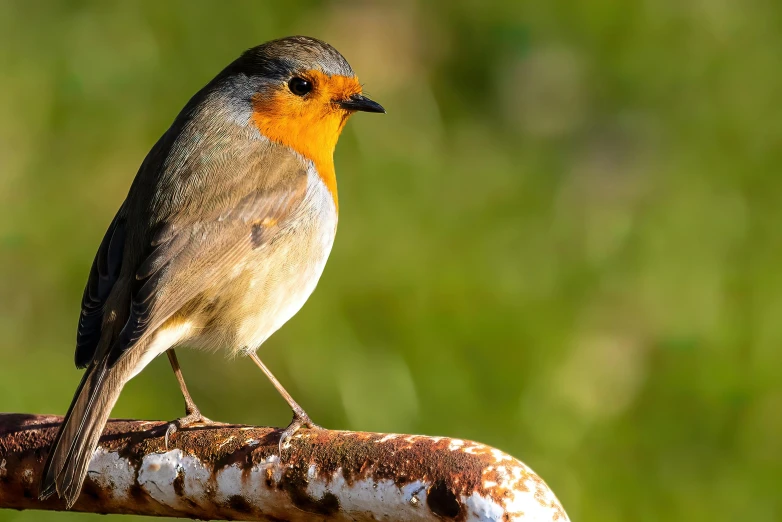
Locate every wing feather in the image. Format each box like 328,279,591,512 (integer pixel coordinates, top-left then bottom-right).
75,208,127,368
106,173,307,367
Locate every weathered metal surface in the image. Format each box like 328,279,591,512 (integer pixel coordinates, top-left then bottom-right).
0,413,569,521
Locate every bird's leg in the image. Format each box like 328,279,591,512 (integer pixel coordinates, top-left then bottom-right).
247,351,322,451
164,349,213,448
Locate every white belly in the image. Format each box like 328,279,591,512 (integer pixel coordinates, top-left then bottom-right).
233,169,337,352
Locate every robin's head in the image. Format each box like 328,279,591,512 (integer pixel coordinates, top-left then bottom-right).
217,36,383,183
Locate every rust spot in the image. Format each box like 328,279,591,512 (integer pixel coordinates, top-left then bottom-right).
81,478,104,502
173,467,185,496
129,483,147,503
281,465,340,516
427,480,461,519
228,494,253,513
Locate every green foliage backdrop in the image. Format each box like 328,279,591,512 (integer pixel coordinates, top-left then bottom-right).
1,1,780,521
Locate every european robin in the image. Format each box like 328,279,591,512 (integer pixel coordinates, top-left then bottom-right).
39,36,384,508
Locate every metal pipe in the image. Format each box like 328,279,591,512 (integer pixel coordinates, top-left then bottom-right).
0,413,569,521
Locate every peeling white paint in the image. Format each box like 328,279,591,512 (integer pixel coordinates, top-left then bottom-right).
490,448,514,462
465,491,507,521
306,470,432,522
87,448,135,499
65,434,569,521
138,450,211,510
461,442,491,455
214,461,299,521
402,435,445,445
448,438,465,451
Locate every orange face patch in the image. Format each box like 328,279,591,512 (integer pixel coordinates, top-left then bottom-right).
251,71,363,212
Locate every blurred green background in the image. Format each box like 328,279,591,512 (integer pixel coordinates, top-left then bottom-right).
1,1,781,521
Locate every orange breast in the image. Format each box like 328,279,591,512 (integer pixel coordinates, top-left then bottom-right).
251,71,363,213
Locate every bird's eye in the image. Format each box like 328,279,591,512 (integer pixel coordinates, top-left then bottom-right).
288,77,312,96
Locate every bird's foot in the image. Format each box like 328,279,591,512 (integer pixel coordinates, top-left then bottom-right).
164,409,214,450
278,407,322,454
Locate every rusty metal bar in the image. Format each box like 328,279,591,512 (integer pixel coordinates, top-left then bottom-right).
0,413,569,521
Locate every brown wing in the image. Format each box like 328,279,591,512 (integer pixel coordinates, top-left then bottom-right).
107,178,306,366
75,206,127,368
106,165,307,367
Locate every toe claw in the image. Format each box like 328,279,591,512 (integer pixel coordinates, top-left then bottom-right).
277,411,322,455
162,411,214,450
278,423,299,454
164,423,178,450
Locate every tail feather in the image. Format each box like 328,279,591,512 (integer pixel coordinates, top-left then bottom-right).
39,357,128,508
39,367,97,501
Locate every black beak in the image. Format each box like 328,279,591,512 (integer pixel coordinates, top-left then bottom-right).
338,94,386,113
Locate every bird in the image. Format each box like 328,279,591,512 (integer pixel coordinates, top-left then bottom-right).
38,35,385,508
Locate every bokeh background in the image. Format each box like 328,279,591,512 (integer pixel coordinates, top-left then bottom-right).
1,1,780,521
